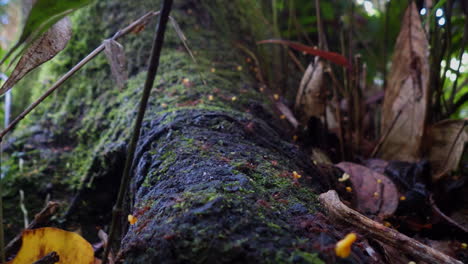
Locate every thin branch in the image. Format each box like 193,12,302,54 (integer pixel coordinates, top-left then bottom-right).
101,1,173,264
448,16,468,111
371,108,403,158
319,190,463,264
446,92,468,118
430,194,468,234
0,146,4,264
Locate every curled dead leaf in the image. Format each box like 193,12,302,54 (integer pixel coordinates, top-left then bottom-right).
0,18,72,96
380,2,430,162
427,119,467,181
295,59,326,124
103,39,128,89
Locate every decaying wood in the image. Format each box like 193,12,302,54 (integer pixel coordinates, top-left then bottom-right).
5,201,59,259
318,190,463,264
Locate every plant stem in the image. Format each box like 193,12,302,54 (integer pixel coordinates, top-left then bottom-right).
101,1,173,263
0,144,4,264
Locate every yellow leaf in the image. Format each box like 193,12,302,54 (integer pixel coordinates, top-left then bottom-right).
10,227,94,264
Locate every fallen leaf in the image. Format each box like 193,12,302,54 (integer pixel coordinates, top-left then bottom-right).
362,159,389,175
104,39,128,89
10,227,94,264
379,2,430,162
336,162,399,217
0,0,91,67
275,101,299,128
426,119,467,180
295,60,326,124
0,18,72,96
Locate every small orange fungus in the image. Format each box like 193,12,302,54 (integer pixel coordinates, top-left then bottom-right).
345,186,352,192
335,233,357,258
292,171,301,179
400,196,406,201
128,214,138,225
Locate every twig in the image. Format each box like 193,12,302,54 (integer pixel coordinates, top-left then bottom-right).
235,42,266,84
382,0,390,90
429,195,468,234
0,11,161,141
325,67,345,161
319,190,463,264
371,108,403,158
446,92,468,118
19,190,29,228
5,201,59,259
168,17,207,86
287,50,305,72
101,1,173,264
0,143,5,264
315,0,327,50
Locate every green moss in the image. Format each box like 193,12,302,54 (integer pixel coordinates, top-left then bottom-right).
288,251,325,264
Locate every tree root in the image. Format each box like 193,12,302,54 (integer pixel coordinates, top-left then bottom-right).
318,190,463,264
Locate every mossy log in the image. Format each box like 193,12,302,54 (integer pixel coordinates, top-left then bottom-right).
3,0,375,263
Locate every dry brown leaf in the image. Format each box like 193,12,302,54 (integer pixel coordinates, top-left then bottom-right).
295,59,326,124
0,17,72,96
380,2,430,162
427,119,467,180
275,101,299,128
336,162,399,218
103,39,128,89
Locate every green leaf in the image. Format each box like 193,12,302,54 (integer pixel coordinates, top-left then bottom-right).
428,0,447,20
0,0,93,67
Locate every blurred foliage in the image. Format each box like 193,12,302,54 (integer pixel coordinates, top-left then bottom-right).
271,0,467,119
